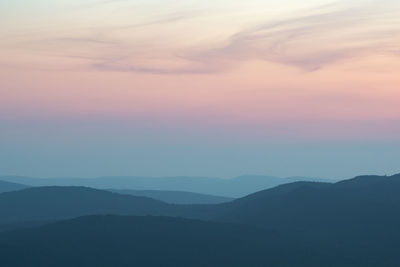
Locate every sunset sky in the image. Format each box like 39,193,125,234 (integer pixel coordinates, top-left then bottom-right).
1,0,399,178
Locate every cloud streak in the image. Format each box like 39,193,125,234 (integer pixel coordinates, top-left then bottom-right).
75,0,131,9
181,0,400,71
83,0,400,74
3,0,400,74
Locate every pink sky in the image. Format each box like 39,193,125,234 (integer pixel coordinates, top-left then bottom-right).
0,0,399,177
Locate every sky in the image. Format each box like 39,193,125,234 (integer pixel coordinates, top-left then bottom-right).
0,0,400,179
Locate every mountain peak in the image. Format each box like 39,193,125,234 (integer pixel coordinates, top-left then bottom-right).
335,173,400,187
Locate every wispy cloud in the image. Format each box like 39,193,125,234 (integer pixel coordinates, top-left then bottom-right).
93,61,216,75
76,0,131,9
115,10,205,30
181,0,400,71
4,0,400,75
85,0,400,74
48,37,117,45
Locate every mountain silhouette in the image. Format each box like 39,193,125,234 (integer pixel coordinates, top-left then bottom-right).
0,187,183,224
108,189,234,204
0,180,28,194
0,175,333,197
209,173,400,266
1,174,400,265
217,174,400,228
1,174,399,227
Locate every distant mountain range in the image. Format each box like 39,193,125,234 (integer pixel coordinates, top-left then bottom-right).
1,174,399,226
0,180,28,194
0,175,334,197
108,189,233,204
1,173,400,266
0,187,178,224
0,179,233,205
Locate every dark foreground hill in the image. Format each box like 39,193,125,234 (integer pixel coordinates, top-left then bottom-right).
0,215,345,267
212,174,400,266
0,180,28,193
1,174,400,266
218,174,400,228
109,189,234,204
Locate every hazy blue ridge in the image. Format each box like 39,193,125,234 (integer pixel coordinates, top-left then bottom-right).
0,175,335,197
